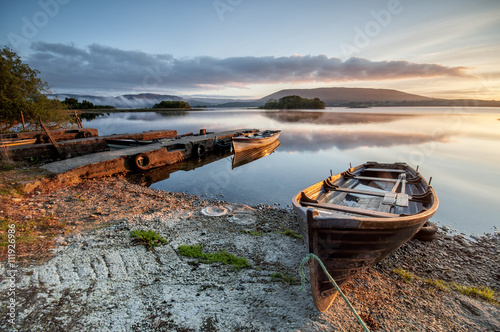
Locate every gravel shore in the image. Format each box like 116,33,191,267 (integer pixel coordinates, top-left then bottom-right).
1,176,499,331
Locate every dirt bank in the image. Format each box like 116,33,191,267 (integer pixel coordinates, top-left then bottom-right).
0,176,499,331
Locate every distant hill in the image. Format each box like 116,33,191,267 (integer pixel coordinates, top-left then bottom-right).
259,87,432,104
215,87,437,107
51,88,500,109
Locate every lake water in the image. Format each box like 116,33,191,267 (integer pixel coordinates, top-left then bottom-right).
84,107,500,235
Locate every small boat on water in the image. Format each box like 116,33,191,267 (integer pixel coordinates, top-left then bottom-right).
292,161,438,312
232,130,281,153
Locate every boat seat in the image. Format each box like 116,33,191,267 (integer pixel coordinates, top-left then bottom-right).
363,168,405,173
300,201,400,218
300,191,400,218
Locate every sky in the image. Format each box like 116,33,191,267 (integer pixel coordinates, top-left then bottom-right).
0,0,499,100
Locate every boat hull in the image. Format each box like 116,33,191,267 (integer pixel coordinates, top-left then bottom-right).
232,139,280,169
232,130,281,152
292,162,438,311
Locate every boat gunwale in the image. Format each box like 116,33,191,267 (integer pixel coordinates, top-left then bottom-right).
292,162,439,228
232,130,281,152
232,130,281,142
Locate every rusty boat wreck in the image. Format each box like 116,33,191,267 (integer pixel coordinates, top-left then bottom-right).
292,161,439,312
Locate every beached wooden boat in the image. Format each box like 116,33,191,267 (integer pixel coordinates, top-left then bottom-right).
292,161,438,312
232,130,281,152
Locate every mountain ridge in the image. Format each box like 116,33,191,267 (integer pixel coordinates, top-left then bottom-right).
50,87,500,109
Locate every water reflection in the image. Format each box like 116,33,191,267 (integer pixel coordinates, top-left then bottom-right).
126,140,282,186
125,111,188,121
232,140,281,169
126,149,233,186
264,110,419,125
278,129,450,152
86,108,500,234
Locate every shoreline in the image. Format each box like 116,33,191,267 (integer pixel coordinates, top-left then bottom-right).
0,175,499,331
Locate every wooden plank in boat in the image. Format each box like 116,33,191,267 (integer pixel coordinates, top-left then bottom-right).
382,192,397,205
328,178,358,205
395,176,409,207
354,175,399,183
382,173,404,205
330,187,421,205
330,187,386,197
364,168,405,173
301,201,400,218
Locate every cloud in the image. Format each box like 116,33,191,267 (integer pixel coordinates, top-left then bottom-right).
28,42,469,93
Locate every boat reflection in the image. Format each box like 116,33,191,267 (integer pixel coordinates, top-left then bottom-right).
126,140,281,186
232,139,281,169
126,149,234,187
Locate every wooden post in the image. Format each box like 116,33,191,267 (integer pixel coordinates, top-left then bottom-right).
20,111,25,130
39,116,65,159
74,110,83,128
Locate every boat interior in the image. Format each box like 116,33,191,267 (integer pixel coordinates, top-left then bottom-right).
299,163,434,218
238,130,280,139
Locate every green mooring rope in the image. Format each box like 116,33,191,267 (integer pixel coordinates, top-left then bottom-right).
298,253,371,332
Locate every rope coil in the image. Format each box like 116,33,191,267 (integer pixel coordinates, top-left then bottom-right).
298,253,371,332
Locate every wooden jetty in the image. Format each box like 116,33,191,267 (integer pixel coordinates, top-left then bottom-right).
6,136,109,161
1,129,179,161
41,129,258,179
0,128,99,143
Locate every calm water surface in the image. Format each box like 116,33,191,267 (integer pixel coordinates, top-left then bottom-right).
84,107,500,235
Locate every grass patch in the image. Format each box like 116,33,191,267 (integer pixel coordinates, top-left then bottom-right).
270,272,299,285
450,283,498,304
130,229,168,250
424,278,448,291
276,229,302,239
392,267,415,283
0,186,23,197
392,267,499,306
0,163,16,171
0,215,68,262
178,244,250,270
0,215,66,245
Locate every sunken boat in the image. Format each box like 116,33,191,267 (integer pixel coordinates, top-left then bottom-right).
292,161,438,312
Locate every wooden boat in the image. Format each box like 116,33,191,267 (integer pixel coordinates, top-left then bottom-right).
232,139,280,169
292,161,438,312
232,130,281,152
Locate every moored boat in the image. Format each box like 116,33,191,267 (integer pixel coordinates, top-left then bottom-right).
232,130,281,152
292,161,438,312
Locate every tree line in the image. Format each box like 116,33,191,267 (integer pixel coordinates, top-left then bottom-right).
152,100,191,109
259,95,325,109
62,97,115,110
0,46,71,131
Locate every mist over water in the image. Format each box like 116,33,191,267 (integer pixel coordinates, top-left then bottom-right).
85,107,500,235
